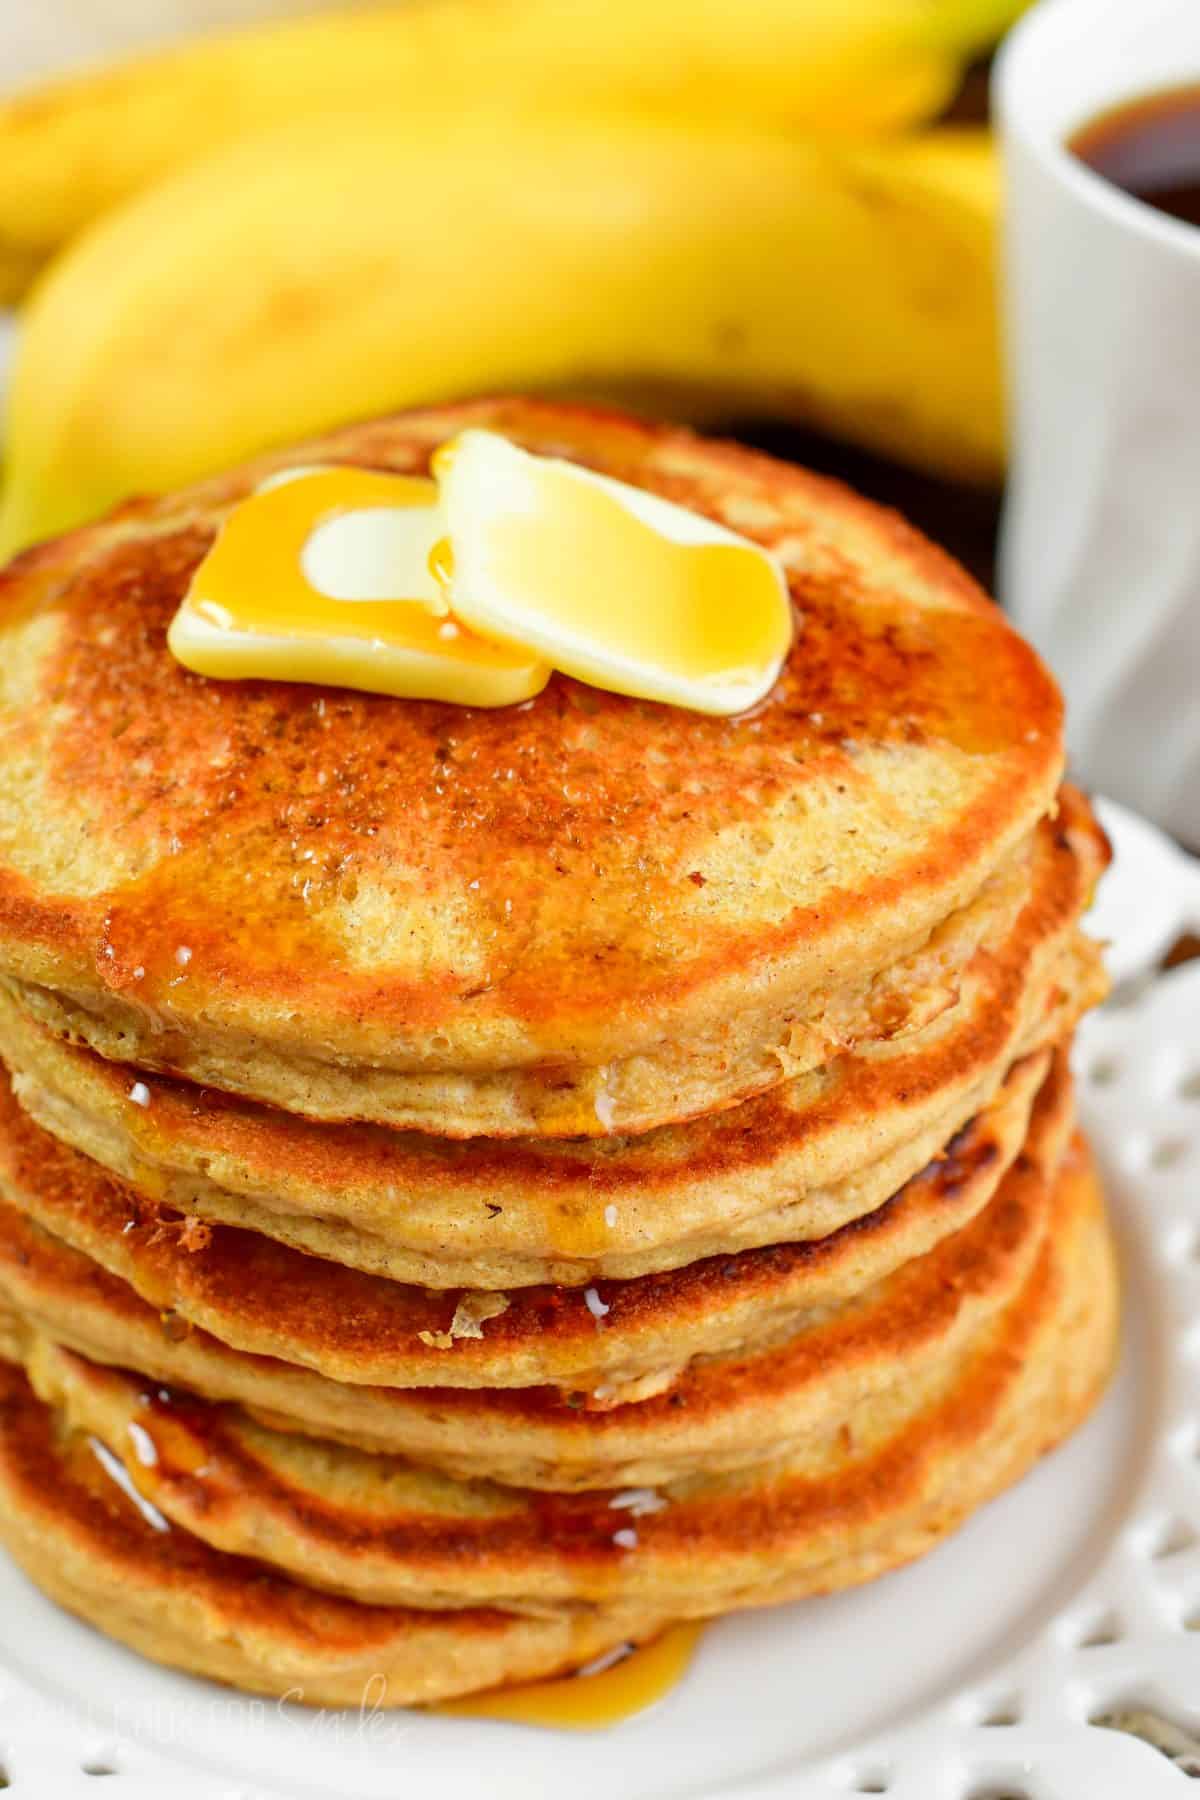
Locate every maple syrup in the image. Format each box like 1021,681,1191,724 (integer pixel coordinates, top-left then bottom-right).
433,1623,704,1730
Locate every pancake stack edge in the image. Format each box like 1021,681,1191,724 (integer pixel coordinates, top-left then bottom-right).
0,399,1119,1706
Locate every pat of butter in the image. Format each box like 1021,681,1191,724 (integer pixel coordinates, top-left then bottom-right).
168,435,793,715
168,466,549,708
437,431,793,715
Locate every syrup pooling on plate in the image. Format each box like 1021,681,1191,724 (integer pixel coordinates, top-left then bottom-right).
433,1623,705,1730
167,466,549,708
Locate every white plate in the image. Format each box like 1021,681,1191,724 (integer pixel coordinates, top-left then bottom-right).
0,799,1198,1800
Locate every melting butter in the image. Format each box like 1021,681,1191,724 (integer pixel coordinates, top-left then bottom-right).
168,436,793,715
168,466,549,708
437,431,792,715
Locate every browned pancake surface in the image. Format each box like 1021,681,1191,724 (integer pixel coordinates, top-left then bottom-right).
0,788,1107,1286
0,1136,1117,1703
0,1056,1077,1489
0,399,1063,1133
0,1051,1060,1395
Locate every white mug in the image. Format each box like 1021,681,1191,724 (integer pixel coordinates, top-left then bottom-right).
996,0,1200,845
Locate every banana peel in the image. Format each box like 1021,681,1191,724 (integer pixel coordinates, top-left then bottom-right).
0,115,1001,556
0,0,1023,303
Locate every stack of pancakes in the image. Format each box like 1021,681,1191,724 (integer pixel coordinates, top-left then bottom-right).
0,400,1118,1707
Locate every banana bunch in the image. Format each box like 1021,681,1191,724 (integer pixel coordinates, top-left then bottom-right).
0,0,1017,555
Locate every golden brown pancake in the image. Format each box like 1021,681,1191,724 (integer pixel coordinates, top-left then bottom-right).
0,399,1065,1137
0,1137,1116,1703
0,399,1117,1713
0,1357,670,1704
0,1056,1077,1489
0,790,1107,1288
0,1047,1057,1398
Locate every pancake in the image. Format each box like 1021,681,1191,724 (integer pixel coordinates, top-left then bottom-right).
0,1057,1077,1490
0,1138,1117,1704
0,1047,1058,1398
0,1357,668,1704
0,791,1107,1289
0,398,1065,1138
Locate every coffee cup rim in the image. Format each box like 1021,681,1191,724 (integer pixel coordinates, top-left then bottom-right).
994,0,1200,263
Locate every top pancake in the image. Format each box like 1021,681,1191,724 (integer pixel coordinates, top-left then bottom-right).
0,398,1064,1136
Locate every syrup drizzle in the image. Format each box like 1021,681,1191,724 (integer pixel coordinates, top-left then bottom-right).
432,1623,704,1730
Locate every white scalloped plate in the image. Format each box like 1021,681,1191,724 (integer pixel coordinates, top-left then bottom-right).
1,798,1198,1800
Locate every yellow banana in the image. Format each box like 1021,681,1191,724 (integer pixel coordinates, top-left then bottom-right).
0,0,1023,303
0,114,1001,557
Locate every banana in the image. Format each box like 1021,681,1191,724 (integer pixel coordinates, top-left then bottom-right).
0,0,1024,303
0,115,1001,557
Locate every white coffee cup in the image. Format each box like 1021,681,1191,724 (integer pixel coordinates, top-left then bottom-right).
996,0,1200,844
